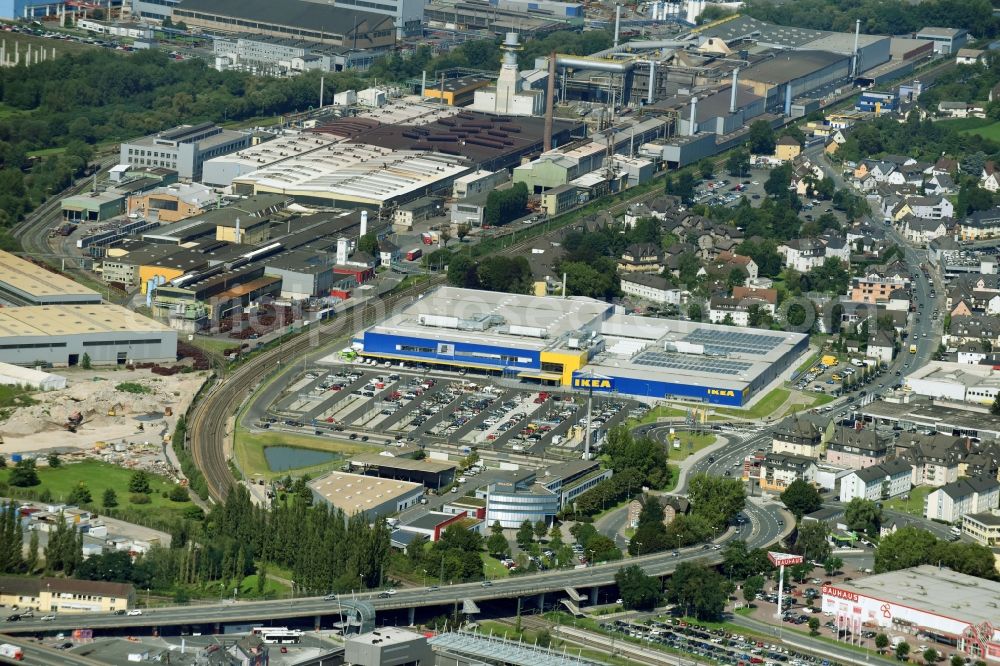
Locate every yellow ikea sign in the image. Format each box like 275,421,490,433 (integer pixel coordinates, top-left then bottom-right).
707,389,736,397
573,378,613,389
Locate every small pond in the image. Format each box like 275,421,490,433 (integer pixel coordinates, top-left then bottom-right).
264,446,339,472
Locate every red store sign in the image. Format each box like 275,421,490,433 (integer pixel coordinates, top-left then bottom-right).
822,586,859,602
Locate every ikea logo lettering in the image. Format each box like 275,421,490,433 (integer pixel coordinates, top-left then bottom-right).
707,389,736,397
574,378,612,389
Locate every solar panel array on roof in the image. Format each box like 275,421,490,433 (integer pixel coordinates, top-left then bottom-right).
632,349,753,375
682,329,783,357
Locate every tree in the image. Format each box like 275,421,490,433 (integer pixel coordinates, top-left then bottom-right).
491,520,504,535
168,485,189,502
102,488,118,508
876,634,890,653
67,482,92,506
516,520,535,549
357,232,380,258
844,498,882,537
534,520,548,541
587,534,622,563
765,163,793,197
874,526,939,573
780,479,823,518
665,561,732,621
823,556,843,575
9,459,39,487
896,642,911,662
727,150,750,178
792,521,831,563
699,159,715,180
924,649,939,664
630,496,670,555
721,540,772,581
808,616,820,636
128,470,151,494
951,655,965,666
743,574,765,605
486,532,509,558
748,120,776,155
687,474,746,530
687,302,703,322
439,227,452,247
992,393,1000,416
46,453,61,468
484,182,529,227
81,353,91,370
25,530,38,574
456,223,471,242
615,564,661,610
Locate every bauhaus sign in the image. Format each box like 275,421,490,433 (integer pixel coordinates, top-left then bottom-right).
573,377,614,389
822,585,859,602
767,551,804,567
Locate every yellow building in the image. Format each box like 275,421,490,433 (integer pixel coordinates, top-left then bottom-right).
541,184,580,216
775,136,802,161
422,76,492,106
215,215,270,245
0,576,134,613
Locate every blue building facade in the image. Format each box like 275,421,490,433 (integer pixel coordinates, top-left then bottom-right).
360,331,542,375
856,91,897,114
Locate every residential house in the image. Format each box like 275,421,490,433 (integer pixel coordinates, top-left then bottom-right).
771,416,824,459
824,425,890,469
866,330,896,364
378,239,400,268
758,452,817,492
946,314,1000,349
907,434,962,487
618,244,663,273
905,195,953,220
779,238,829,272
708,296,750,327
934,157,958,176
955,48,985,65
981,164,1000,193
902,215,948,245
627,495,690,528
619,273,682,305
838,458,912,502
937,101,985,118
850,272,911,304
732,286,777,314
716,251,758,280
924,172,956,196
960,207,1000,240
775,135,802,162
868,161,898,183
925,476,1000,523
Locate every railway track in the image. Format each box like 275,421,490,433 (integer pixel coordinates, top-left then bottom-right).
188,187,657,502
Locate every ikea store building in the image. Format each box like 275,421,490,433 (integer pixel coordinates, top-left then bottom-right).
354,287,808,407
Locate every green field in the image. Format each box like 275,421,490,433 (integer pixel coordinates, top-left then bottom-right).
936,117,993,133
884,485,932,516
666,432,716,460
712,387,790,420
0,460,192,517
234,428,380,480
481,553,510,580
960,120,1000,141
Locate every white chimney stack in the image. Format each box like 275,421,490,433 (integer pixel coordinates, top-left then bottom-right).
647,60,656,105
688,96,698,136
852,19,861,76
730,67,740,114
360,210,368,237
614,4,622,48
337,238,348,265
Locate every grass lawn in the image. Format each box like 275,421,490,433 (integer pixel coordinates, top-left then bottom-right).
937,117,993,132
634,405,688,424
884,485,931,516
712,387,790,420
190,335,239,356
0,460,192,518
237,574,291,598
233,428,379,480
960,120,1000,141
666,432,716,460
481,553,510,579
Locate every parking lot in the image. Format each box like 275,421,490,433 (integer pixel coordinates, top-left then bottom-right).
259,359,646,459
793,358,874,398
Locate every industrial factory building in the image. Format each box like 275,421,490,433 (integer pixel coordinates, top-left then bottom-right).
0,304,177,368
0,250,102,306
354,286,808,406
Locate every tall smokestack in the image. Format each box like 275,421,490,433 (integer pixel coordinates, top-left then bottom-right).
544,52,556,153
421,70,426,97
729,67,740,114
647,60,656,105
319,76,324,109
360,210,368,237
852,19,861,77
784,84,792,116
688,96,697,136
614,4,621,48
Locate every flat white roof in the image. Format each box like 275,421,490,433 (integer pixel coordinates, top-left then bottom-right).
907,361,1000,390
205,131,338,171
308,471,422,514
0,304,172,338
354,96,462,126
0,250,101,301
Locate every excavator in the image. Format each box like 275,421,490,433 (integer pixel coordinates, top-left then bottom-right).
64,411,83,433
